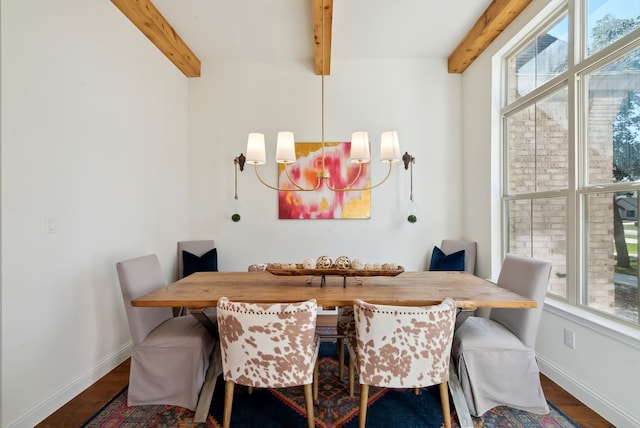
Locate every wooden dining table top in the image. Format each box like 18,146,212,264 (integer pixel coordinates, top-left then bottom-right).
131,270,536,310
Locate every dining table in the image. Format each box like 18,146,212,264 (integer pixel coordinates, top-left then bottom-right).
131,270,536,426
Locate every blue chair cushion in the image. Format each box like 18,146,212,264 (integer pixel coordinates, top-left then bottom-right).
182,248,218,277
429,246,465,271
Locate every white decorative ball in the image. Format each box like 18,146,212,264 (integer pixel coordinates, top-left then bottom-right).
316,255,333,269
335,256,351,269
373,263,382,270
303,257,316,269
382,263,392,270
364,263,374,270
352,259,365,270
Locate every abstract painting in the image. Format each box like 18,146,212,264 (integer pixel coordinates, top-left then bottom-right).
278,142,371,219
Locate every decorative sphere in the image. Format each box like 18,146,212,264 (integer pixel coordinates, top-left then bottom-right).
316,255,333,269
352,259,365,270
231,213,241,222
335,256,351,269
303,257,316,269
408,214,417,223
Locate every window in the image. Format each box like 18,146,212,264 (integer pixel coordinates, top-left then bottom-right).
502,0,640,325
587,0,640,57
507,17,569,103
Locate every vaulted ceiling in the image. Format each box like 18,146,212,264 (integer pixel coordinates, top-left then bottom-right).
111,0,533,78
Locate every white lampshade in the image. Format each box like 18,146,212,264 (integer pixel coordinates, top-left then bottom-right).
246,133,266,165
275,131,296,164
380,131,401,163
350,131,371,163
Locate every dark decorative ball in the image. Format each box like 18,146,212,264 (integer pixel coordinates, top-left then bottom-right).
408,214,417,223
231,213,241,222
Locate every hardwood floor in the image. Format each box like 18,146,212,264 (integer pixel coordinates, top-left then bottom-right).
36,359,130,428
36,357,614,427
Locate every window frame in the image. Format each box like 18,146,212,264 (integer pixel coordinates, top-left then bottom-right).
500,0,640,327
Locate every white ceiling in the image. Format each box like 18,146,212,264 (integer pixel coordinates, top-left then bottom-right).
152,0,493,65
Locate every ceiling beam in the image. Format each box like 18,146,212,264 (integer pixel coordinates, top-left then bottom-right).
111,0,201,78
313,0,333,75
448,0,533,73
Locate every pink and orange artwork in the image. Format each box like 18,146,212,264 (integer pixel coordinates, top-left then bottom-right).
278,142,371,219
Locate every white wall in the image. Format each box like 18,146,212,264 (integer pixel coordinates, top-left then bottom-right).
187,58,464,270
460,0,640,426
0,2,465,426
1,0,190,426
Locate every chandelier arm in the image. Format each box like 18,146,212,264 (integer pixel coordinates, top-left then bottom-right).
327,162,393,192
253,164,320,192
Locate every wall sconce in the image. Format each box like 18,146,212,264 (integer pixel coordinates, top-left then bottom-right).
232,154,246,222
403,152,417,223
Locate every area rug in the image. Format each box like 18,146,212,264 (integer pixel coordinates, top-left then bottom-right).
82,342,579,428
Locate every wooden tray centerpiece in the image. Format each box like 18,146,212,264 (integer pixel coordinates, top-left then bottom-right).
265,256,404,286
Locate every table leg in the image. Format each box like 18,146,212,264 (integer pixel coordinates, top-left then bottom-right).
448,356,474,428
194,340,223,423
189,308,219,339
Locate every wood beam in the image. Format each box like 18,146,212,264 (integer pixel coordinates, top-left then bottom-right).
313,0,333,76
111,0,201,78
448,0,533,73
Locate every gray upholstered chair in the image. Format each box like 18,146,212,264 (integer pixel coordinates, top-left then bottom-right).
116,254,215,410
177,240,217,316
438,239,480,325
216,297,320,428
347,298,457,428
451,254,552,416
440,239,477,274
177,239,217,279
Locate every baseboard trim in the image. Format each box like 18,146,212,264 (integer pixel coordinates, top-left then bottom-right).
5,341,132,428
538,354,640,428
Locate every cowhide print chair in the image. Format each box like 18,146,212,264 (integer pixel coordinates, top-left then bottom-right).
336,306,355,380
247,263,267,272
347,298,457,428
216,297,320,428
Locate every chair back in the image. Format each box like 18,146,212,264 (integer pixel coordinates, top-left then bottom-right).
353,297,457,388
489,254,552,348
441,239,477,274
116,254,173,344
337,306,355,336
216,297,318,388
247,263,267,272
177,240,215,279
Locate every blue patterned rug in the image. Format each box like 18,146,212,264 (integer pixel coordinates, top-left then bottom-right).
82,342,579,428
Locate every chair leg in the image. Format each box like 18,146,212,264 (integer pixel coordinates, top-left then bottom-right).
439,381,451,428
338,337,345,380
223,380,235,428
304,383,315,428
349,356,355,397
359,384,369,428
313,360,319,402
414,387,420,395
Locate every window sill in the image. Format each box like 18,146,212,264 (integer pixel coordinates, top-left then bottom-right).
544,297,640,350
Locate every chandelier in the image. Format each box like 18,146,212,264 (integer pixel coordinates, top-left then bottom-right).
234,0,401,192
